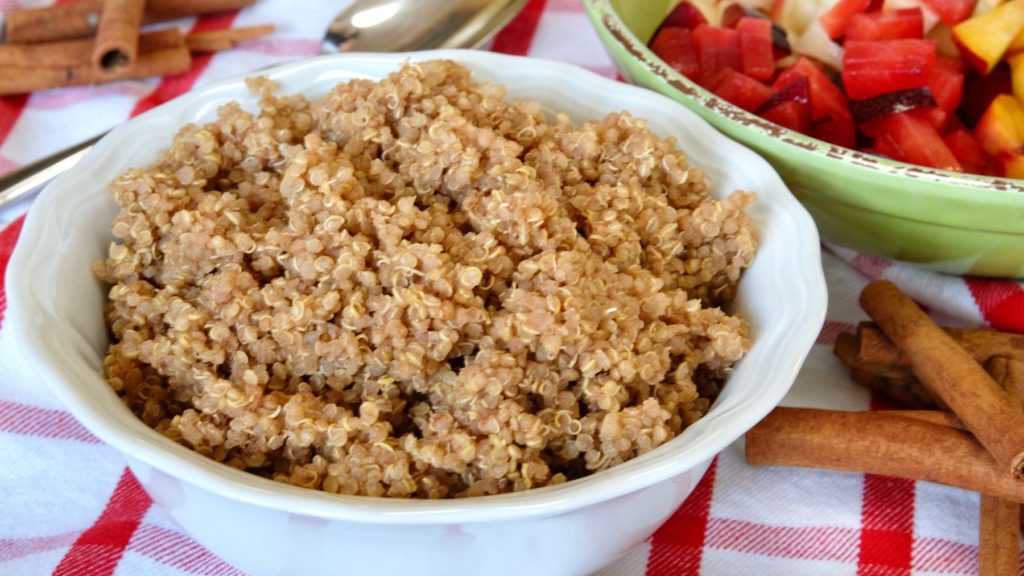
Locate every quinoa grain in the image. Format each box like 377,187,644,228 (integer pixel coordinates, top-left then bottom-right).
96,60,757,498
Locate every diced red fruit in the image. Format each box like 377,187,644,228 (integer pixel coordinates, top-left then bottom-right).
660,1,709,30
650,27,700,80
720,3,751,28
851,88,938,129
927,64,964,116
761,99,813,132
875,132,906,160
973,93,1024,157
879,112,963,170
709,68,774,111
819,0,873,39
959,64,1012,127
842,39,937,100
920,0,978,26
737,17,777,81
813,114,858,147
845,8,924,41
997,152,1024,178
693,25,741,86
943,129,995,174
952,0,1024,74
775,57,852,122
759,74,811,112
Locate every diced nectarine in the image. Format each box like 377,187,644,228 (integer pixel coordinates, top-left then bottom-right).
974,93,1024,156
1011,53,1024,103
952,0,1024,74
1010,25,1024,55
997,151,1024,177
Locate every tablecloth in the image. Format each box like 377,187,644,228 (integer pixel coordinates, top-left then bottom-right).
0,0,1022,574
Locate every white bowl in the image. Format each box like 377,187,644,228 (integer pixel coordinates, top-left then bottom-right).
7,50,826,576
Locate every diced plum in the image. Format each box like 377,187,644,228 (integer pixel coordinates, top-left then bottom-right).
952,0,1024,74
775,57,852,122
842,39,937,100
761,100,813,133
693,25,741,86
660,1,709,30
737,17,777,81
651,27,701,80
850,87,938,126
959,64,1012,127
921,0,978,25
710,68,774,111
819,0,873,39
846,8,924,41
759,74,811,112
943,129,995,174
880,112,962,170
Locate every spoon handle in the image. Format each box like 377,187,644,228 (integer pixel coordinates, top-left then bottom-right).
0,132,102,210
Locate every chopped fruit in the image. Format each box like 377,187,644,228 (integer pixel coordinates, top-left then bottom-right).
842,39,938,99
737,17,777,80
775,57,852,121
846,8,924,41
959,64,1012,126
850,88,938,125
651,27,700,80
1009,52,1024,103
693,24,741,86
760,99,813,132
952,0,1024,74
880,112,963,170
760,74,812,112
660,1,709,30
943,128,995,173
921,0,979,25
819,0,873,39
973,93,1024,156
813,114,858,146
709,68,775,111
645,0,1024,177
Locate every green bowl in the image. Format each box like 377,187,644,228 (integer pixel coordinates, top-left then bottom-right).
583,0,1024,278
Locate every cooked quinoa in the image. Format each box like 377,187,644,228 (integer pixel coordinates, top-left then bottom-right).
95,60,758,498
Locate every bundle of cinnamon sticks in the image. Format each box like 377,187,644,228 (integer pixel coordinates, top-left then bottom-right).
0,0,275,95
747,280,1024,575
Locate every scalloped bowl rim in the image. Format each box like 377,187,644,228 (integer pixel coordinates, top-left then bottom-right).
583,0,1024,202
6,50,826,525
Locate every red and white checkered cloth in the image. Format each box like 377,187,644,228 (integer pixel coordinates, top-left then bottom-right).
1,1,1023,574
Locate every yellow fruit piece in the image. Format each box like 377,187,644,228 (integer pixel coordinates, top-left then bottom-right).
1012,53,1024,104
953,0,1024,73
1010,26,1024,55
974,94,1024,156
1000,153,1024,178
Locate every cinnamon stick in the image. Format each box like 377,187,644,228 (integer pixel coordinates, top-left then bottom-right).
92,0,147,70
0,28,183,69
0,44,190,96
987,357,1024,413
4,0,255,44
857,322,1024,369
860,280,1024,478
185,25,275,53
979,494,1021,576
876,409,964,429
745,407,1024,502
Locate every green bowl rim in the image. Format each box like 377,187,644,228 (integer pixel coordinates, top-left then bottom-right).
582,0,1024,201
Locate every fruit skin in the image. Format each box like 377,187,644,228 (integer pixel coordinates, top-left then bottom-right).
842,39,938,100
952,0,1024,74
850,87,938,126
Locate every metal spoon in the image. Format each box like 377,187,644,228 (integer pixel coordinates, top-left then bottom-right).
0,0,526,210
